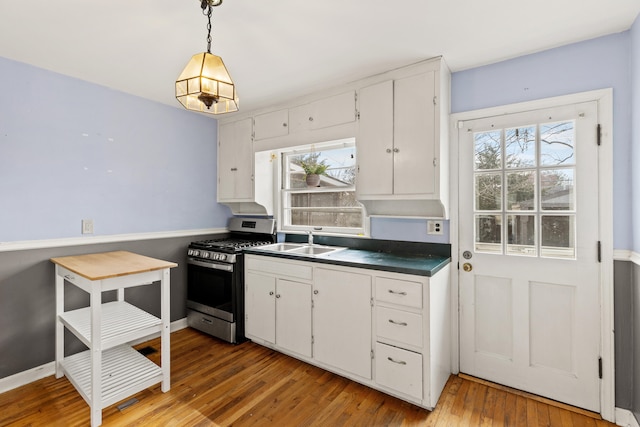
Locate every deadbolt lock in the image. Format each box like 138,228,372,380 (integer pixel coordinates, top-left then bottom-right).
463,263,473,272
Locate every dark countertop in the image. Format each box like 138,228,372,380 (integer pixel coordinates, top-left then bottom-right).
244,245,450,277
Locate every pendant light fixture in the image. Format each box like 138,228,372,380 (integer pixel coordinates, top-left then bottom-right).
175,0,238,115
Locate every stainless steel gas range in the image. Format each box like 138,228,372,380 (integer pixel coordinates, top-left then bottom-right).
186,217,276,343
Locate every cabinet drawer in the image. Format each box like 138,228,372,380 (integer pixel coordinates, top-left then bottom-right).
245,256,312,280
375,342,422,400
376,306,422,348
375,277,422,308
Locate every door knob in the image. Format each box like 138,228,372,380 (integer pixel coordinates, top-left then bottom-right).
463,263,473,272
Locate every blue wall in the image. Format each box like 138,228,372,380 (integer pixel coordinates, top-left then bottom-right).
1,28,636,248
632,17,640,253
0,57,231,242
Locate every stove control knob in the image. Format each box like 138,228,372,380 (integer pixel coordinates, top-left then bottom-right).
192,250,200,257
219,254,227,261
202,252,209,258
187,249,193,256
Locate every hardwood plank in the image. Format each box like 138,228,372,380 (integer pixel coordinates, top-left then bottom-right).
0,328,618,427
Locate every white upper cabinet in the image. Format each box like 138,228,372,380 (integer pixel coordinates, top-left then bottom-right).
254,108,289,140
216,57,449,217
217,118,273,215
289,91,356,133
218,118,254,201
356,57,450,217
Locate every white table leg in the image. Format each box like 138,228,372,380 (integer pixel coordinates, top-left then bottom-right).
90,284,103,427
55,267,64,379
160,268,171,392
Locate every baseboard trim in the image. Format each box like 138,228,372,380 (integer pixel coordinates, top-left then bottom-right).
0,318,189,394
616,407,640,427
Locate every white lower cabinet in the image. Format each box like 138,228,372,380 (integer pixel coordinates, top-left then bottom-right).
313,267,372,379
244,254,450,410
245,268,312,358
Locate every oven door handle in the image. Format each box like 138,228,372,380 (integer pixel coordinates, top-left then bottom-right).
187,258,233,272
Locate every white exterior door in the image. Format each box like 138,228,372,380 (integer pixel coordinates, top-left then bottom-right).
458,101,601,411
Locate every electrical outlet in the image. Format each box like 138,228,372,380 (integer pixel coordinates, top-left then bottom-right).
82,219,94,235
427,220,443,235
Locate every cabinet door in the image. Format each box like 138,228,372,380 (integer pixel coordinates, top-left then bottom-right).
313,267,372,379
276,279,312,357
218,118,253,201
245,272,276,344
254,109,289,140
289,91,356,133
356,80,394,196
393,72,436,195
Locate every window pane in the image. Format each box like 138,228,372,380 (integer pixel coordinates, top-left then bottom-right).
289,210,363,228
475,214,502,254
541,168,575,211
290,191,360,208
540,121,575,166
507,215,536,256
474,131,502,170
475,173,502,211
286,147,356,189
541,215,575,258
506,171,535,211
505,126,536,168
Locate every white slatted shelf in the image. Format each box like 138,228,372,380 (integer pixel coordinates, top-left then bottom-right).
61,345,163,408
59,301,162,350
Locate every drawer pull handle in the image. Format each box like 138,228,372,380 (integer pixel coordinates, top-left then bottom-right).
63,274,76,281
388,290,407,296
201,318,213,324
388,319,408,326
387,357,407,365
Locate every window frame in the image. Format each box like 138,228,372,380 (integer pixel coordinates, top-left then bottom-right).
277,139,368,237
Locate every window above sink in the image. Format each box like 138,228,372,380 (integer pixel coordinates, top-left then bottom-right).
279,138,368,237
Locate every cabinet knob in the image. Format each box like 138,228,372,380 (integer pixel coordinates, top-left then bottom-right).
275,294,281,298
230,167,238,171
269,291,274,296
313,290,319,295
386,148,392,153
393,148,399,153
282,122,287,127
308,116,314,122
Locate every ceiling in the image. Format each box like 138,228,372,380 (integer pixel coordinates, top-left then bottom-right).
1,0,639,114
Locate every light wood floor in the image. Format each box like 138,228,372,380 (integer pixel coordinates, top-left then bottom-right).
0,327,616,426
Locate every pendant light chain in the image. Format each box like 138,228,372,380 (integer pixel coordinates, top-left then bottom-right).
201,0,222,54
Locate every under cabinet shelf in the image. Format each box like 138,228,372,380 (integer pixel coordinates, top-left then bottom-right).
59,301,162,350
61,345,163,408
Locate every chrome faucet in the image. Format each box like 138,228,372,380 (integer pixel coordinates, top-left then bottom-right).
307,231,314,246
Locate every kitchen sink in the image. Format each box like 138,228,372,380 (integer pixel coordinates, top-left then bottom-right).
258,243,306,252
287,245,341,256
254,243,345,257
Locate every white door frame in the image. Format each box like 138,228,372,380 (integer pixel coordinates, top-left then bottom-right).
449,89,614,422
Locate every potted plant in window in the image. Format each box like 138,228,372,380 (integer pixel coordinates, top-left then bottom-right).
299,154,329,187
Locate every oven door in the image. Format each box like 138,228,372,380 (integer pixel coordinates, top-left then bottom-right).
186,258,235,322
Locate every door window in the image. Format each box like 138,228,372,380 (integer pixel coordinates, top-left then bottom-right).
473,121,576,258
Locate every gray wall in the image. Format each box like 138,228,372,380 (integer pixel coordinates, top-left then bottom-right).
0,233,224,379
615,260,634,409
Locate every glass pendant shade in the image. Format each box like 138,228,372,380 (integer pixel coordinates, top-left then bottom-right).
175,52,239,115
